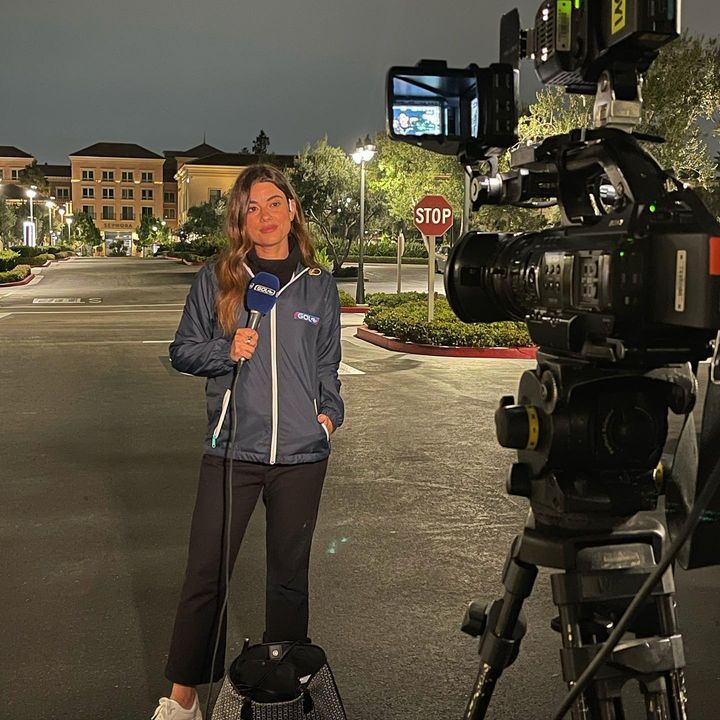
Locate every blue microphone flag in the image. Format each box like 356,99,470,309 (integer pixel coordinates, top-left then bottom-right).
247,272,280,315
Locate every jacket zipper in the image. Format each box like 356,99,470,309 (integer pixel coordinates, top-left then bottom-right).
269,304,279,464
269,267,310,464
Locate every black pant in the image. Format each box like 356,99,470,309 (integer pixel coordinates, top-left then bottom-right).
165,454,327,686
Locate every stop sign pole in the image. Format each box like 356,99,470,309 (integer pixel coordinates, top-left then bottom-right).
413,195,454,321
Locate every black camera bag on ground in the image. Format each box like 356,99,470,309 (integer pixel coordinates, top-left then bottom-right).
212,640,347,720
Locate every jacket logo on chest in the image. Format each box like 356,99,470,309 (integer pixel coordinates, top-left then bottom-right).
294,311,320,325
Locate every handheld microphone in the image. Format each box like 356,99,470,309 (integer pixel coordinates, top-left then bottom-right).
239,271,281,367
211,272,280,449
244,270,281,332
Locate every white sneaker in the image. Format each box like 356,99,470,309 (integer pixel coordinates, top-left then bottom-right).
151,695,202,720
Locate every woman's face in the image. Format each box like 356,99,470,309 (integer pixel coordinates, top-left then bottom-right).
245,181,295,256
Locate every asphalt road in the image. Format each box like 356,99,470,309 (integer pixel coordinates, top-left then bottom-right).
1,258,719,720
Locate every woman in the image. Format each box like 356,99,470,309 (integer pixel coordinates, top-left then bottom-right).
153,164,344,720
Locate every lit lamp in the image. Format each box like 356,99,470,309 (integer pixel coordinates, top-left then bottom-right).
26,185,37,223
350,136,376,304
66,215,73,243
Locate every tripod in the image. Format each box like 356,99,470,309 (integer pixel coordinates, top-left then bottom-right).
462,354,697,720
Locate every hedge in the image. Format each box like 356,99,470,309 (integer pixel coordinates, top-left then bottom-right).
16,253,55,267
338,290,356,307
0,264,31,284
364,295,531,348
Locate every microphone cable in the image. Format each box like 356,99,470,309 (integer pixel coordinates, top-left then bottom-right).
204,360,243,720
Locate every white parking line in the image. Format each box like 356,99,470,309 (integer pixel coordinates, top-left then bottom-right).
0,313,12,321
5,302,185,309
143,340,173,343
339,362,364,375
6,309,183,314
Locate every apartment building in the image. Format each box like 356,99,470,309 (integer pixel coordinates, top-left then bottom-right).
0,146,34,184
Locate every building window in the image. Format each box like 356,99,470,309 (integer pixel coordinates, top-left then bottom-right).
141,171,154,183
164,208,176,220
102,170,114,182
121,170,133,182
121,206,134,221
121,188,134,200
164,191,176,203
208,188,222,203
141,189,153,201
102,206,115,220
82,186,95,198
11,169,19,180
82,169,94,181
141,206,153,218
102,188,115,199
56,187,70,199
82,205,95,218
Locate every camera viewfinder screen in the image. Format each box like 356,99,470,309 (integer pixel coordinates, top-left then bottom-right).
471,97,479,137
392,103,443,136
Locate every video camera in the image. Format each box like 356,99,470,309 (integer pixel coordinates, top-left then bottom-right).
387,2,720,716
387,0,720,364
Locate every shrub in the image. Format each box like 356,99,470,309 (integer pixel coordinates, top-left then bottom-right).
0,250,19,272
54,251,73,259
16,253,54,266
315,246,333,272
10,245,45,257
338,290,356,307
364,295,531,347
0,264,31,284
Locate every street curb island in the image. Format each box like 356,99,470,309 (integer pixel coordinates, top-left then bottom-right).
355,325,537,359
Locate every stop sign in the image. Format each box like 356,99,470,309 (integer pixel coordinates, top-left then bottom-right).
413,195,454,236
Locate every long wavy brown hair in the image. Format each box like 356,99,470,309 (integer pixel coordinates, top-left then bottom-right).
215,164,319,335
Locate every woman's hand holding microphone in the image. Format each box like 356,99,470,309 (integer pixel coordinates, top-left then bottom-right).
229,328,259,362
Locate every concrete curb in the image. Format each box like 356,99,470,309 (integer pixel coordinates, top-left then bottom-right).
355,325,537,359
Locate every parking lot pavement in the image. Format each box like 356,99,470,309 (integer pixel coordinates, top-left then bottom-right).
2,258,719,719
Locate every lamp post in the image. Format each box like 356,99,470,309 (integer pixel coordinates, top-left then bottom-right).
351,136,376,304
66,215,73,244
26,185,37,223
46,199,55,245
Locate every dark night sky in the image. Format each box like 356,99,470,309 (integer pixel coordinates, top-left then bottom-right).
1,0,717,164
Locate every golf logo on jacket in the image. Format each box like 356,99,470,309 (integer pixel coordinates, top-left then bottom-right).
294,311,321,325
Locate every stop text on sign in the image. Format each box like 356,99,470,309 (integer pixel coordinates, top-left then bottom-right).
415,207,452,226
413,195,454,236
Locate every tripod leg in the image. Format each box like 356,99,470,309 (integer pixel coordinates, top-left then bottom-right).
654,595,688,720
463,535,538,720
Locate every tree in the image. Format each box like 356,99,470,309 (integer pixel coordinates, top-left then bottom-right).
638,33,720,188
17,160,49,195
252,130,271,155
180,195,227,240
73,211,102,255
136,215,169,256
0,199,17,249
367,133,464,234
290,138,364,272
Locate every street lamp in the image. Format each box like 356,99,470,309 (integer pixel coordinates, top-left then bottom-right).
351,136,376,304
46,199,55,245
26,185,37,223
66,215,73,244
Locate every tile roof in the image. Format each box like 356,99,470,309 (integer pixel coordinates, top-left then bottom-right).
184,153,295,168
69,142,164,159
0,146,33,159
39,163,71,178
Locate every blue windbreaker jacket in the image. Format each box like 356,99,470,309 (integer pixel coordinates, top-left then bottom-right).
169,262,344,464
